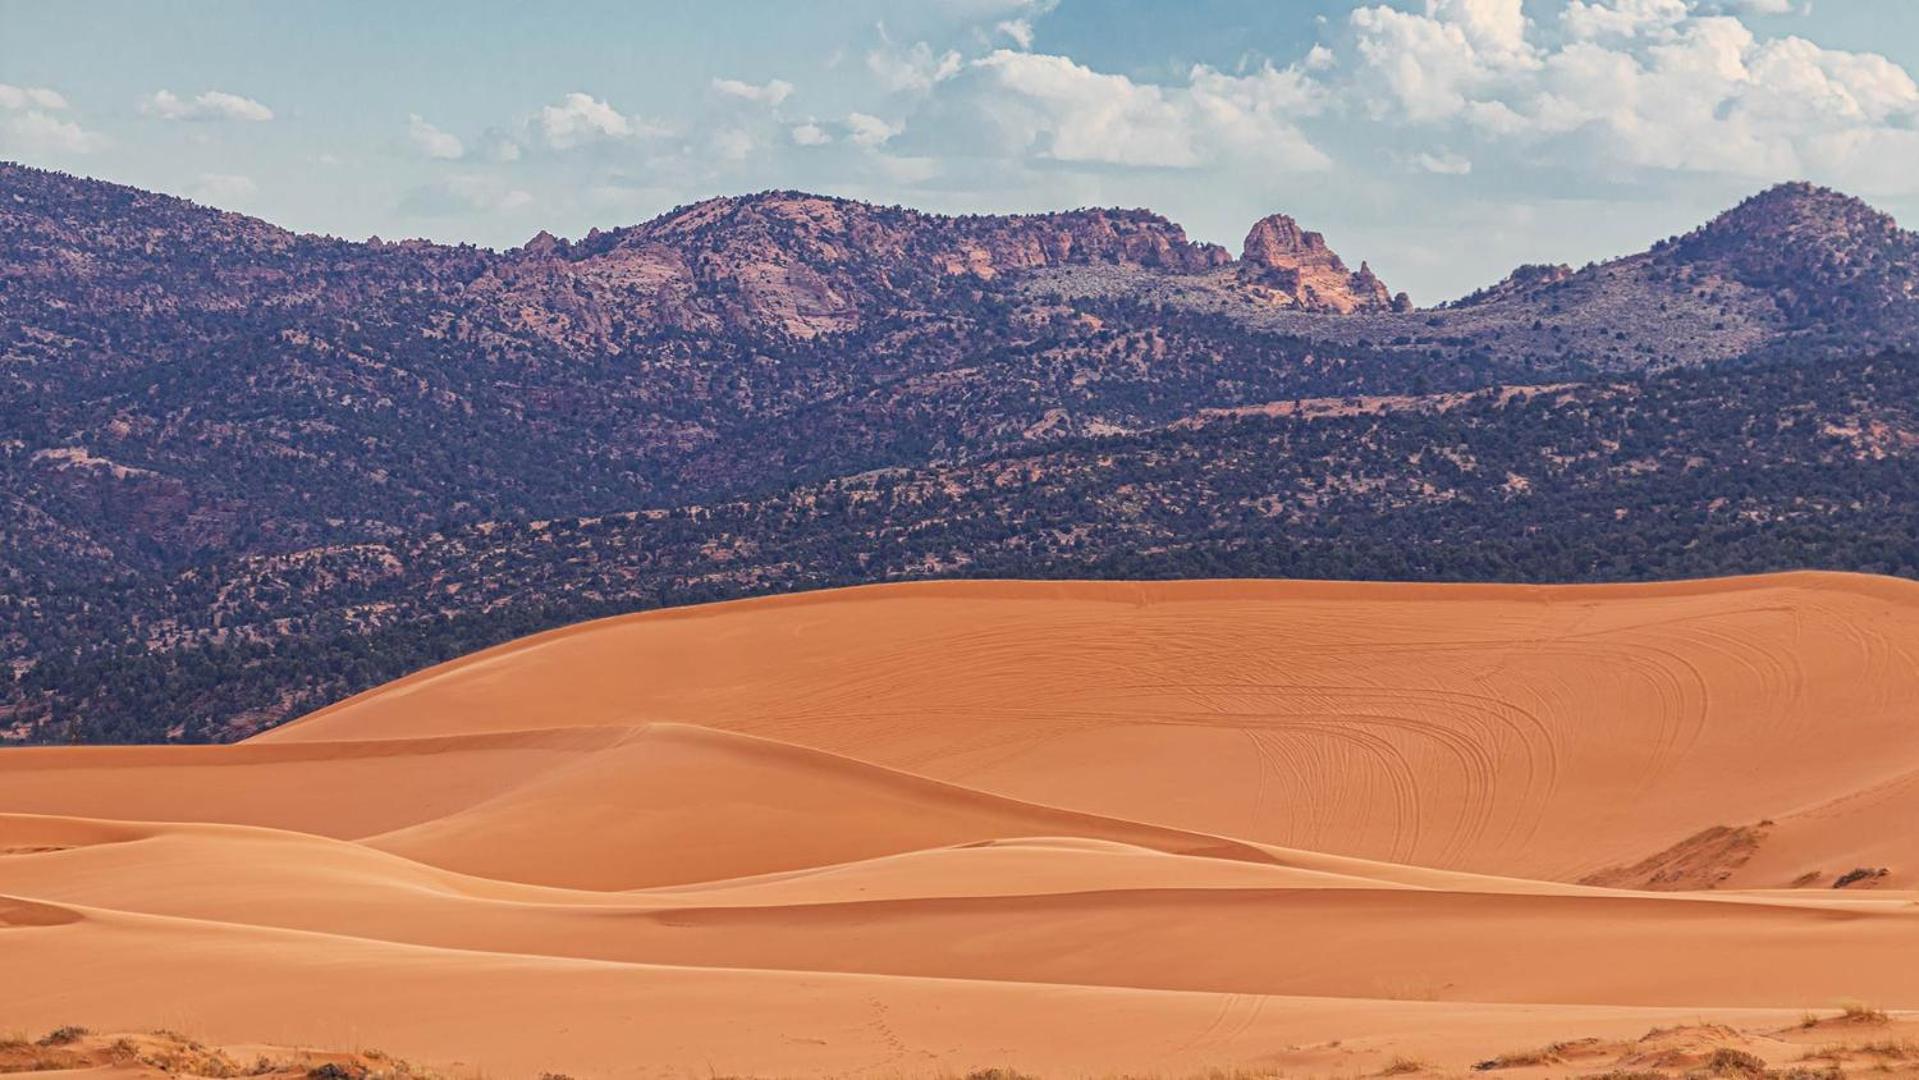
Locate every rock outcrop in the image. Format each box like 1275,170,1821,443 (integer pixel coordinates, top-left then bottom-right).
1235,214,1407,313
473,193,1235,341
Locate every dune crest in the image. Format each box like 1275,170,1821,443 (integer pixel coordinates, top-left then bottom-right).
5,573,1917,1076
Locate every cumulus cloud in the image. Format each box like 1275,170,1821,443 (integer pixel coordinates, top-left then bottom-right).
141,89,273,122
0,84,67,110
2,109,104,153
0,83,98,154
845,111,902,147
537,92,665,149
1701,0,1802,13
190,173,257,203
961,50,1328,169
1344,0,1919,190
868,39,964,93
407,114,465,160
712,77,794,106
995,18,1035,49
791,121,831,146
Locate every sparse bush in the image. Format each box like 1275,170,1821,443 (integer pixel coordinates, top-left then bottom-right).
37,1026,88,1046
1832,867,1888,888
1379,1056,1427,1076
1838,1001,1890,1024
1690,1047,1767,1078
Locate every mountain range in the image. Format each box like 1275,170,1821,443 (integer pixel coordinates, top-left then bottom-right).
4,161,1919,742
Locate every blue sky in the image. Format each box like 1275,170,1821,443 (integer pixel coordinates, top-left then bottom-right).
5,0,1919,301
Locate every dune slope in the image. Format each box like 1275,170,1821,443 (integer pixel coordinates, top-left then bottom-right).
5,573,1918,1077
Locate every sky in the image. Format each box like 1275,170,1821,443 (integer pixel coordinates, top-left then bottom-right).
5,0,1919,302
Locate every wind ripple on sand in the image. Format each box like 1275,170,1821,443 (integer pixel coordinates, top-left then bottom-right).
3,572,1918,1076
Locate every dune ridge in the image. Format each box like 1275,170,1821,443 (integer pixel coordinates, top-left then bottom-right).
4,572,1917,1077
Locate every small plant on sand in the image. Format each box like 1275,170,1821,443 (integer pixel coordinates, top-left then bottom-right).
36,1026,88,1047
1378,1056,1428,1076
1806,1039,1919,1061
1472,1039,1602,1071
1831,867,1888,888
306,1065,368,1080
1688,1047,1768,1078
1838,1000,1890,1024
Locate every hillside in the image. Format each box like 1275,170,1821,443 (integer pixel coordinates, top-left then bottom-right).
7,165,1919,742
4,575,1918,1076
13,347,1919,743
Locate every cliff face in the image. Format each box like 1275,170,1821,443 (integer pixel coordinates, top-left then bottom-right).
468,193,1235,341
1236,213,1408,314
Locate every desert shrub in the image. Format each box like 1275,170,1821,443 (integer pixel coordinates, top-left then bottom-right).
1691,1047,1767,1077
37,1026,88,1046
1838,1001,1890,1024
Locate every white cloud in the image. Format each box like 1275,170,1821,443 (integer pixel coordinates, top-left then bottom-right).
1345,0,1919,190
712,77,794,106
0,84,68,110
190,173,257,203
141,89,273,122
1562,0,1690,41
407,114,465,160
1701,0,1801,13
869,39,964,93
1304,44,1337,71
1412,149,1473,174
845,111,902,147
995,18,1035,49
791,121,831,146
2,109,104,153
488,136,523,162
537,92,664,149
712,128,755,161
963,50,1328,169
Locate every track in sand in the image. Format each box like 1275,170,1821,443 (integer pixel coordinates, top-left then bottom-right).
3,572,1917,1077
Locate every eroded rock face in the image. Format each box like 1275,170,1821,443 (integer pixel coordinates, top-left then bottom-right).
474,193,1236,341
1235,214,1403,314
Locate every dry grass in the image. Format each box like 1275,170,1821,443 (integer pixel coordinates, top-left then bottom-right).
1378,1056,1429,1076
1838,1002,1891,1025
1689,1047,1769,1078
1802,1039,1919,1062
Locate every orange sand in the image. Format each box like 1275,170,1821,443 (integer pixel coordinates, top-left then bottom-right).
4,572,1917,1077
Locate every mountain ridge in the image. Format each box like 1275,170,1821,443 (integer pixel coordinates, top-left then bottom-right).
6,163,1919,742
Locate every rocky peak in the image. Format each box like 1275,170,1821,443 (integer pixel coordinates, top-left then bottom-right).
517,230,568,258
1236,212,1403,313
1241,214,1334,268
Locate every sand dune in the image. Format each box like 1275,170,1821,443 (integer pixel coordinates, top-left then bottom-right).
5,573,1918,1076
